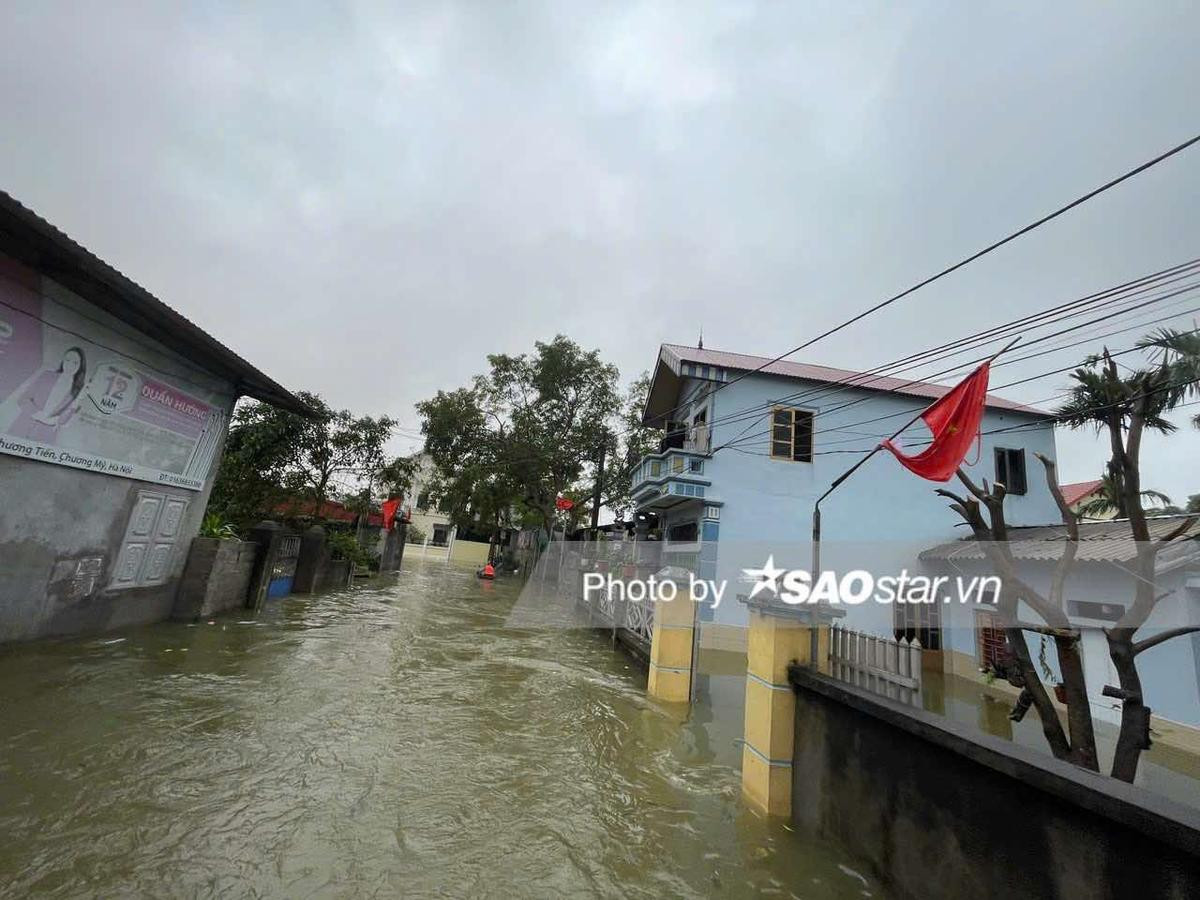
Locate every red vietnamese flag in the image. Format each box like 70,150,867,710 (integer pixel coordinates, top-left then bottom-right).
381,498,401,530
881,363,991,482
555,496,575,511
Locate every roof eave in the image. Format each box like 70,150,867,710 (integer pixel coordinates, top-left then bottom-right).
0,191,318,419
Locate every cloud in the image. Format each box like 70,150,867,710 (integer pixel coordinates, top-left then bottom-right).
0,1,1197,498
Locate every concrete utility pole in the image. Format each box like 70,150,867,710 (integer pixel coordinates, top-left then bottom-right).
590,441,606,533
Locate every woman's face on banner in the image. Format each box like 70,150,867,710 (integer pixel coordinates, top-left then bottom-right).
61,350,82,375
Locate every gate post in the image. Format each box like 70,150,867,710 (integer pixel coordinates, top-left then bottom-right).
245,521,284,611
647,568,696,703
740,597,839,817
293,526,327,592
380,523,406,572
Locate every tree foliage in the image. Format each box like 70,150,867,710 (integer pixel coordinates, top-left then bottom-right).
938,327,1200,782
417,335,621,537
207,395,312,529
604,371,661,521
284,395,396,515
1076,472,1171,519
207,392,396,529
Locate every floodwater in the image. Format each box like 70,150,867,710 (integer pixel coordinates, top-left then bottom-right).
0,563,879,899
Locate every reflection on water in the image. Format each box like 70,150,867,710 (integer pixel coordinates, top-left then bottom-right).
0,563,879,898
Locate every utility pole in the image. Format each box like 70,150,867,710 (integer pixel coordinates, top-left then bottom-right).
590,440,606,534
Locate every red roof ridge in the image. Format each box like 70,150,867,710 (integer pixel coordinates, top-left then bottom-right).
1059,479,1105,507
659,342,1051,417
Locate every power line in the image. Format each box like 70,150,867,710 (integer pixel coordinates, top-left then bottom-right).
612,270,1200,499
711,276,1200,447
647,132,1200,431
655,259,1200,449
724,339,1200,458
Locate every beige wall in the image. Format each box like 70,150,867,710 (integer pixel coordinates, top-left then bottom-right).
449,539,490,565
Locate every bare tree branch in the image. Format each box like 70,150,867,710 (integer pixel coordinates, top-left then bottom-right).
1035,452,1079,613
1133,626,1200,656
1158,516,1198,544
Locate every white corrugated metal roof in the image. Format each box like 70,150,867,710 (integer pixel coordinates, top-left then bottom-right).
921,515,1200,572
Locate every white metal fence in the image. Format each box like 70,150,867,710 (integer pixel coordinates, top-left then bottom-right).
829,624,923,707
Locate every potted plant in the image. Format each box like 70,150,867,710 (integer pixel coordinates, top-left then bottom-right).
199,512,239,540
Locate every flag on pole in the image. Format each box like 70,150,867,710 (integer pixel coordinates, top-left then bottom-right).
881,363,992,482
555,496,575,511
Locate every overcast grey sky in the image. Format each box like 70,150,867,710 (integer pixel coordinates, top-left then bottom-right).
1,2,1197,501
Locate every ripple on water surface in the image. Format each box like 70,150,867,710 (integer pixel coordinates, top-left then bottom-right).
0,563,880,898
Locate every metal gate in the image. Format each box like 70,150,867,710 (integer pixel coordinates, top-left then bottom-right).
268,534,301,598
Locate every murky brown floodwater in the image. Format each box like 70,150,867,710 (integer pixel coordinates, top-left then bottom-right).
0,562,879,899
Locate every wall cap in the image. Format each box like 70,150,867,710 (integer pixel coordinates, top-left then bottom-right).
788,664,1200,857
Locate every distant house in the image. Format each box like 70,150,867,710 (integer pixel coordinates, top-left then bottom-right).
922,515,1200,732
0,191,311,643
632,342,1061,652
275,497,384,528
1061,478,1108,517
405,452,457,554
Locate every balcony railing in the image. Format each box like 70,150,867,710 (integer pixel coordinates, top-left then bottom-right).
632,446,710,494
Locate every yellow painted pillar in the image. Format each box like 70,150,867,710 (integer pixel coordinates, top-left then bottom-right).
741,607,831,817
647,584,696,703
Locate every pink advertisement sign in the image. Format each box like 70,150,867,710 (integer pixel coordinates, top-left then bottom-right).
0,256,227,490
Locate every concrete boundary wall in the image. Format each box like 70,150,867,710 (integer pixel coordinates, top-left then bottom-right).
787,665,1200,900
172,537,257,620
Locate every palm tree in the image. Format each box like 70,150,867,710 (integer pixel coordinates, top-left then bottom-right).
938,327,1199,782
1057,327,1199,518
1137,327,1200,429
1076,472,1172,519
1046,326,1200,781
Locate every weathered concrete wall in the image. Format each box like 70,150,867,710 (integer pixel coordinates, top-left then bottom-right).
0,257,236,644
313,558,353,592
172,537,258,620
788,667,1200,899
0,452,224,642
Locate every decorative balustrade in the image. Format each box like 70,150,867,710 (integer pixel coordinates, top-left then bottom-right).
829,623,923,706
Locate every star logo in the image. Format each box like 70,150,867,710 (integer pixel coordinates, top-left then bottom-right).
742,554,787,599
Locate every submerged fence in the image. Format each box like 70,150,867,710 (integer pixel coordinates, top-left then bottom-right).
829,623,923,707
546,540,666,662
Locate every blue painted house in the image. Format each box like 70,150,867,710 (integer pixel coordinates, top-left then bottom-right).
631,341,1200,753
632,342,1061,654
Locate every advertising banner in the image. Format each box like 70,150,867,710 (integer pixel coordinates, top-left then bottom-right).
0,258,227,490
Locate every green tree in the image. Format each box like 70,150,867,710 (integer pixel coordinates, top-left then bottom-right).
283,396,396,516
207,391,395,528
376,455,419,500
603,371,661,521
418,335,621,539
207,396,312,530
938,327,1200,783
1075,472,1171,519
